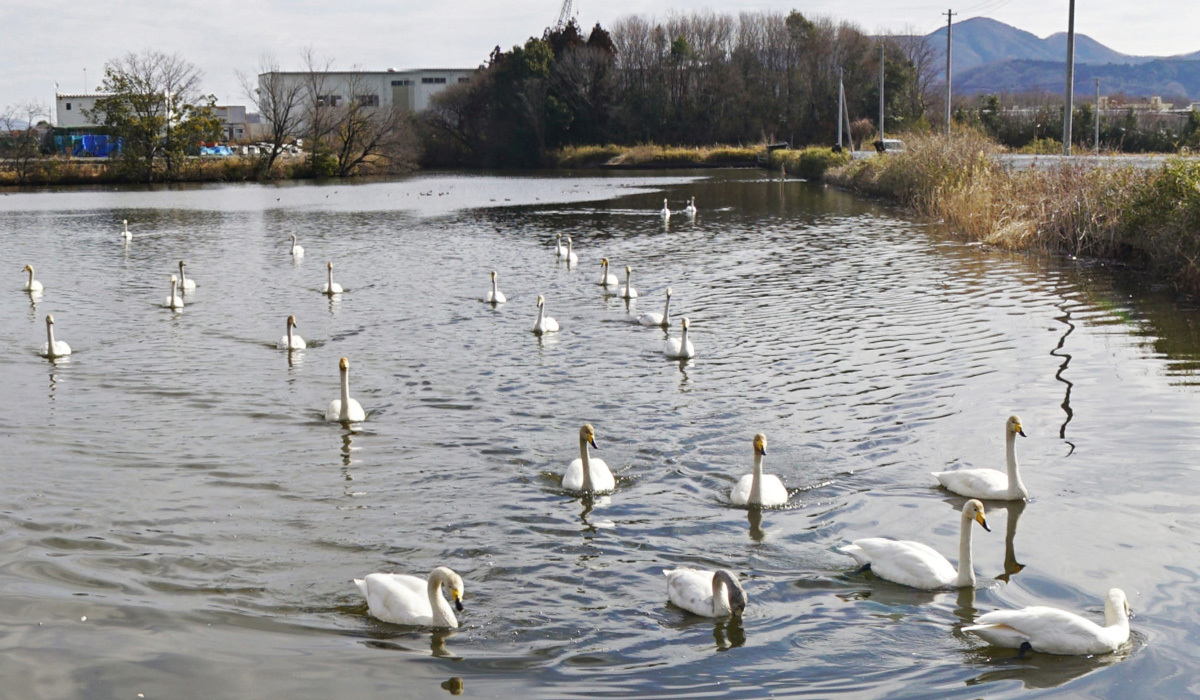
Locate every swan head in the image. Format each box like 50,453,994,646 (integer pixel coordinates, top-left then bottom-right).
601,258,609,267
45,314,54,325
665,287,672,298
625,265,632,275
753,433,767,456
327,261,333,270
122,219,128,226
536,294,545,308
580,423,598,449
715,570,747,616
490,270,497,281
170,274,178,284
680,317,690,330
179,260,186,270
339,356,349,372
23,264,34,273
1106,588,1130,622
287,314,298,328
963,499,990,532
432,567,466,611
1007,415,1026,437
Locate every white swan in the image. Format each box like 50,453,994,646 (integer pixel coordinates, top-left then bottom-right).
163,275,184,310
322,261,343,295
638,287,672,327
121,219,131,242
554,233,568,259
289,234,304,258
684,197,697,216
838,499,990,589
619,265,638,299
963,588,1131,655
562,423,615,493
598,258,619,287
278,314,306,350
730,433,788,507
486,270,506,304
660,198,670,221
565,237,578,267
40,314,71,358
23,265,43,293
664,317,695,359
664,568,747,618
532,295,559,334
354,566,465,628
326,356,366,422
177,260,197,292
934,415,1028,500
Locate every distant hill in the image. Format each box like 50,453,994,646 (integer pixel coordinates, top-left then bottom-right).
915,17,1200,98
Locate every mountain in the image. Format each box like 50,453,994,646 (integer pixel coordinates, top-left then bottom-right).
954,59,1200,100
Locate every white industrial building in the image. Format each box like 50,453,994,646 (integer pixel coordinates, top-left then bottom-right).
256,68,474,114
55,94,109,128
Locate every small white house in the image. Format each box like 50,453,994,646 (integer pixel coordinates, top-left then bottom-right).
56,93,109,128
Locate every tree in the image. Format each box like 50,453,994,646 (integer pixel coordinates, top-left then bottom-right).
299,48,337,175
327,71,419,176
238,54,304,177
0,101,48,184
88,50,221,182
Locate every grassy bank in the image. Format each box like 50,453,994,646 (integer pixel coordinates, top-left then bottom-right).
825,132,1200,294
0,156,307,187
553,143,850,178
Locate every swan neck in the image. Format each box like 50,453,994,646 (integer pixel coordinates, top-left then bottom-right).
711,574,731,616
956,511,976,587
750,452,764,503
46,320,55,349
327,266,334,287
1005,430,1026,497
27,268,35,284
340,366,351,410
1105,597,1129,629
491,276,498,296
680,324,689,346
427,576,457,628
662,295,671,319
286,323,294,348
579,434,593,491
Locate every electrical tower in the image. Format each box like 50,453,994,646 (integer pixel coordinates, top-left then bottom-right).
555,0,576,28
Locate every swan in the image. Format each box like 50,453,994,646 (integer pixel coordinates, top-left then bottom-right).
532,295,559,334
326,356,366,422
562,423,615,493
638,287,672,327
838,499,990,589
486,270,506,304
40,314,71,358
660,199,670,221
619,265,638,299
177,260,196,292
278,314,306,350
684,197,697,216
664,317,695,359
121,219,131,242
598,258,619,288
934,415,1028,500
163,275,184,310
322,261,343,295
354,566,465,628
730,433,788,507
554,233,568,259
565,237,578,267
289,234,304,257
22,265,43,293
963,588,1131,656
664,568,747,618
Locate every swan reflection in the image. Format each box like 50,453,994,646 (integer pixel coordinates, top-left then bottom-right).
996,499,1026,583
713,614,746,651
747,506,765,542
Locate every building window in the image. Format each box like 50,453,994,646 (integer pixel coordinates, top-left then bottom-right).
391,79,413,87
65,103,72,110
357,94,380,107
317,94,343,107
457,77,470,84
421,77,447,84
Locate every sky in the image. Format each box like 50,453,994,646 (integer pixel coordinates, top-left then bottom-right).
1,0,1197,113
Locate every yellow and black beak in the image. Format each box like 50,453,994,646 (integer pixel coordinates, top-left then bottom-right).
588,436,598,449
1016,423,1026,438
975,512,991,532
454,592,464,612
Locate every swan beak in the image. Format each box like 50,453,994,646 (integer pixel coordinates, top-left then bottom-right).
588,436,598,449
453,592,464,611
760,446,767,456
1016,426,1026,437
975,512,991,532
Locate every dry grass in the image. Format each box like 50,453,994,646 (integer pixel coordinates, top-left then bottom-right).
552,144,761,168
826,132,1200,293
768,147,851,180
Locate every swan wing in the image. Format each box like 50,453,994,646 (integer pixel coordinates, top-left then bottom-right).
664,338,682,357
588,458,616,492
638,313,664,327
664,568,715,617
730,474,754,505
844,537,957,589
562,458,585,491
346,399,366,422
759,475,788,506
325,399,342,421
356,573,434,625
933,468,1011,499
966,606,1122,654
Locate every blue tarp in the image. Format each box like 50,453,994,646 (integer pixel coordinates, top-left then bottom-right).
199,145,234,156
54,134,121,157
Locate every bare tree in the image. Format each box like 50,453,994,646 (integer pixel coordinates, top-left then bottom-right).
327,71,418,176
0,101,48,184
238,54,304,177
299,47,336,173
893,27,939,124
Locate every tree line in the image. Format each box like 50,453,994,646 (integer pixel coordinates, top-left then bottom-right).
420,11,934,167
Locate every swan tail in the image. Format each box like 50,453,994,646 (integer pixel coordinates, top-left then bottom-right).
353,578,368,596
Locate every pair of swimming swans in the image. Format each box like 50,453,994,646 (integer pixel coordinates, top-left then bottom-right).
356,566,465,627
163,275,184,310
553,234,578,266
325,356,366,422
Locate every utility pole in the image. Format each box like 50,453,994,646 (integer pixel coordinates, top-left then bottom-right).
837,67,845,150
1094,77,1101,154
1063,0,1076,155
83,68,87,93
944,9,955,136
878,44,886,145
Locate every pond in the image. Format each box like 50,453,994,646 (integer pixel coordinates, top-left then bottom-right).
2,170,1198,698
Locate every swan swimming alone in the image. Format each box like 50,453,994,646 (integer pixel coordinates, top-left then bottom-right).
22,265,43,293
322,262,343,295
554,233,568,259
565,237,578,267
40,314,71,358
664,568,747,618
838,499,990,589
278,314,306,350
562,423,615,493
619,265,638,299
354,566,465,627
533,295,559,334
598,258,619,288
326,356,366,422
663,317,695,359
963,588,1131,656
121,219,131,242
289,234,304,258
177,260,197,292
486,270,507,304
163,275,184,310
660,199,670,221
730,433,788,507
638,288,672,327
933,415,1028,500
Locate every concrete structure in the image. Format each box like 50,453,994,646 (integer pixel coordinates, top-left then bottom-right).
214,105,248,141
256,68,473,115
55,93,109,128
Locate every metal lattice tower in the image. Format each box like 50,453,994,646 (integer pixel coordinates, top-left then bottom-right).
555,0,576,28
